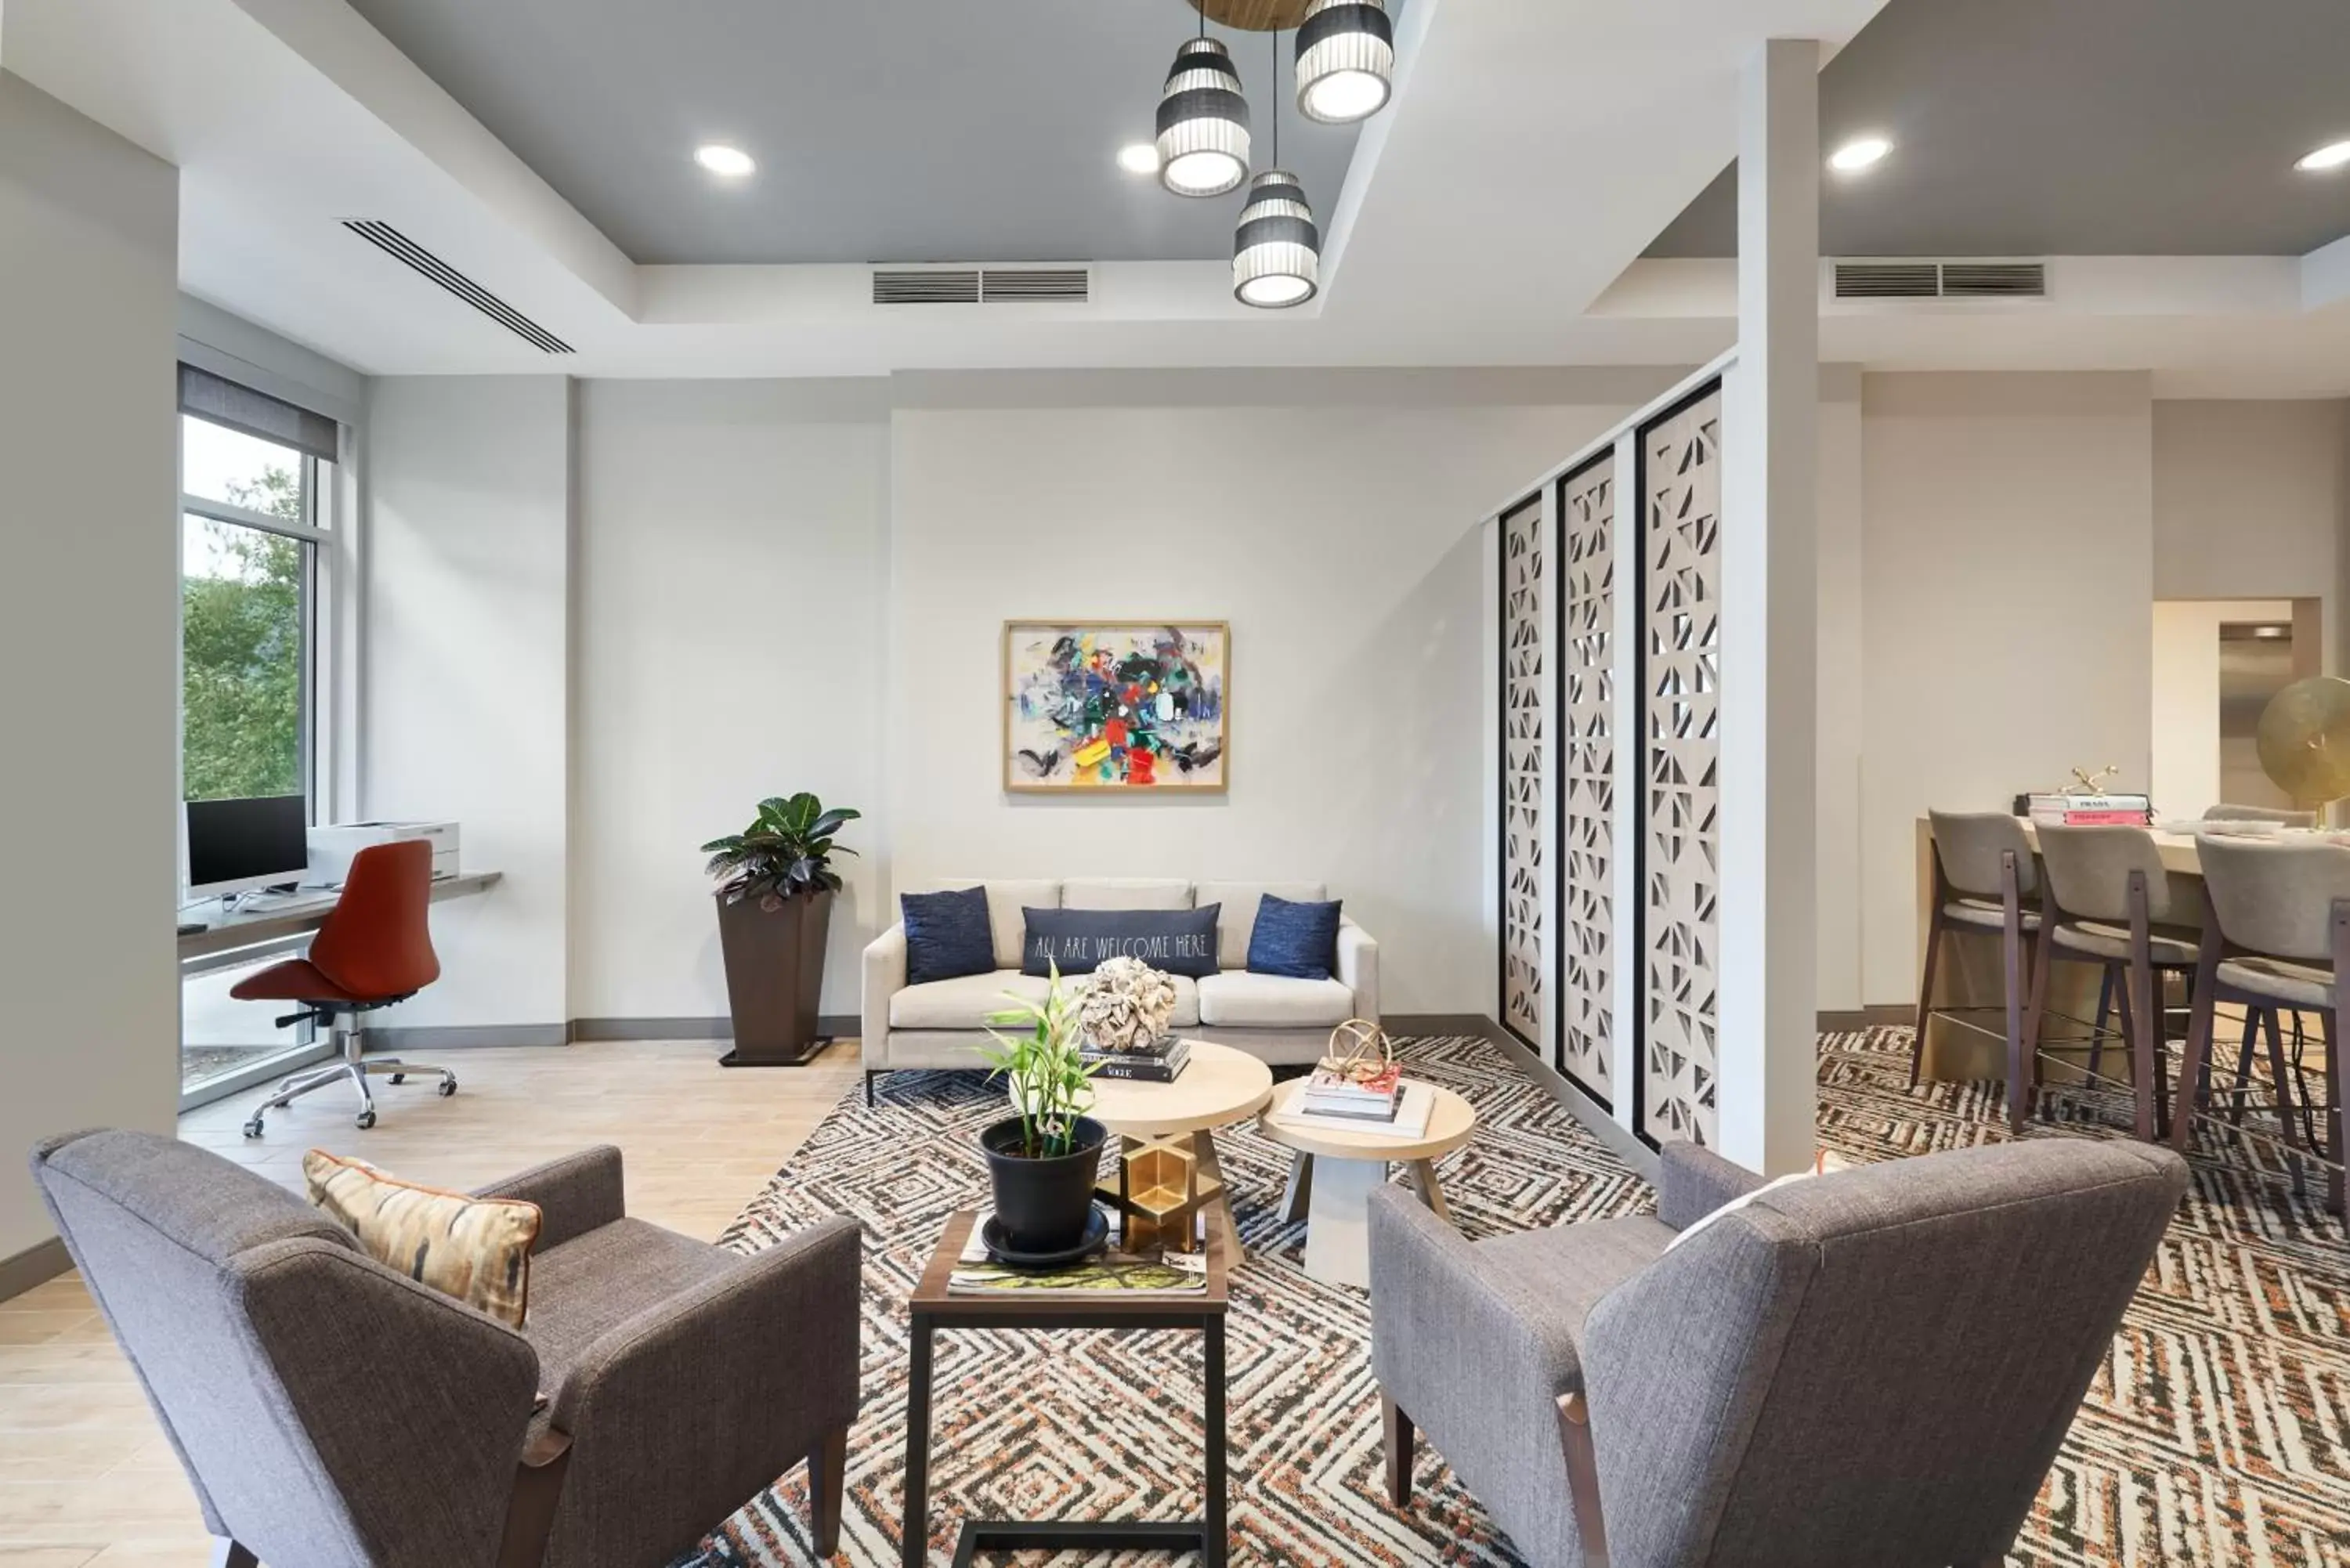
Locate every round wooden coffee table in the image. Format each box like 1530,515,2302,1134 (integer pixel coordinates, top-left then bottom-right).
1257,1078,1477,1288
1085,1041,1272,1254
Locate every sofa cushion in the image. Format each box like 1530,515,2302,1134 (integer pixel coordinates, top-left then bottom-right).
901,887,996,986
1195,970,1354,1028
1061,877,1193,910
891,970,1049,1031
935,879,1061,968
890,970,1201,1031
1195,881,1329,967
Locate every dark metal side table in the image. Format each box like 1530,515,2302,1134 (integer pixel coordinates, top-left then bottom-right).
901,1207,1231,1567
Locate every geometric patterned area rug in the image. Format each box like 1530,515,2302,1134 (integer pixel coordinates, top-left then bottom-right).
682,1028,2350,1567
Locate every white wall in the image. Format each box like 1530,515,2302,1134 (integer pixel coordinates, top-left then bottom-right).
886,381,1636,1013
1813,371,1864,1013
363,377,574,1032
0,71,182,1259
572,380,889,1021
1858,373,2156,1005
2153,399,2349,673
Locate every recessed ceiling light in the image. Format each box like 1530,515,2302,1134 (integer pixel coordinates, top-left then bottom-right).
1117,143,1161,176
694,144,756,178
2295,139,2350,172
1828,136,1892,173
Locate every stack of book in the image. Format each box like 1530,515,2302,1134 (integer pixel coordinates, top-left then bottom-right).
2024,792,2151,827
1080,1034,1190,1083
1299,1060,1404,1122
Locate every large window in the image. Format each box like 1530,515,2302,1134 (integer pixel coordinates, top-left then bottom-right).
178,367,338,806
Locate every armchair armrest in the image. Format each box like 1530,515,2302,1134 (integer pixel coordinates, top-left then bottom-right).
1656,1141,1764,1231
1336,918,1379,1023
1368,1186,1582,1407
546,1216,862,1568
862,924,907,1068
474,1146,625,1251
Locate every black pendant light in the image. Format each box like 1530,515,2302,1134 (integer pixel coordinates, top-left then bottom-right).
1157,13,1251,198
1234,30,1318,308
1295,0,1394,125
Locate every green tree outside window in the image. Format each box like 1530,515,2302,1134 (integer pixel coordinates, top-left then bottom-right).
183,466,305,801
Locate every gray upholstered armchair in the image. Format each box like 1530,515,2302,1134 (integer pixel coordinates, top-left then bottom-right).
31,1129,862,1568
1370,1138,2186,1568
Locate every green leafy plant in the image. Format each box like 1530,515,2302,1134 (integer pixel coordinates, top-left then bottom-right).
700,793,860,911
980,965,1101,1158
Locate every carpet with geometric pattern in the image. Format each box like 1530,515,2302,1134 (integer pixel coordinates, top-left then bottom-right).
682,1028,2349,1567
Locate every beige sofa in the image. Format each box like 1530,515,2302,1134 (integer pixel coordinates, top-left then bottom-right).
860,878,1377,1101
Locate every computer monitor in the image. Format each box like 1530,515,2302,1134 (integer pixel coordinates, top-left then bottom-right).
184,796,310,901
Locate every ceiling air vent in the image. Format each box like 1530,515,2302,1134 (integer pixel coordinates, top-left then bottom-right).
1939,261,2046,298
872,265,1092,305
341,220,574,353
873,268,982,305
1833,258,2048,302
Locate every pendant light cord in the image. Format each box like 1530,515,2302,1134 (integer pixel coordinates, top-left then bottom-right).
1271,27,1281,168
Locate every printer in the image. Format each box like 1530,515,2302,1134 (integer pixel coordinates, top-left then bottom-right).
303,821,460,887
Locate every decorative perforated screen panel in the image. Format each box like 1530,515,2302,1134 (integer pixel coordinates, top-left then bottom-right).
1557,457,1615,1104
1639,388,1722,1147
1499,493,1548,1054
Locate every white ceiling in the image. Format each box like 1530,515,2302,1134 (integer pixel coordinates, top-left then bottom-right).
7,0,2350,394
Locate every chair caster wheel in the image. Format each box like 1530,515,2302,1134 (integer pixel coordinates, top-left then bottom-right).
437,1078,457,1097
243,1118,265,1140
355,1110,377,1130
389,1072,405,1085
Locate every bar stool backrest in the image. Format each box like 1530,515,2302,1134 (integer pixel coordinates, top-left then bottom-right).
2196,836,2350,963
2203,803,2317,827
1929,811,2039,900
2036,824,2182,924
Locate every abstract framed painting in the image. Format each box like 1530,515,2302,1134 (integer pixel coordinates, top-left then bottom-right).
1002,621,1230,793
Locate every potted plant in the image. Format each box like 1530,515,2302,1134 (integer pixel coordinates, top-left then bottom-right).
978,967,1108,1255
700,793,859,1068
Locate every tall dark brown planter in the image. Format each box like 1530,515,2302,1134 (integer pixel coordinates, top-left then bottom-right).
715,887,833,1067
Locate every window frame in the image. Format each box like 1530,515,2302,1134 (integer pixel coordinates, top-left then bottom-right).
177,424,334,818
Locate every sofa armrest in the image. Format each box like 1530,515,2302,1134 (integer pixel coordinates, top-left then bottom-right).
1336,918,1379,1023
862,925,907,1068
547,1216,862,1568
1656,1141,1764,1230
1369,1186,1582,1401
473,1146,625,1251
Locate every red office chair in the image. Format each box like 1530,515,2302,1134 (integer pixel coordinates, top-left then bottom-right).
233,840,454,1136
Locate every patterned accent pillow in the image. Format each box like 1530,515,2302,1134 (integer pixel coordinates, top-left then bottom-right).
1245,894,1343,981
302,1150,540,1327
902,885,997,985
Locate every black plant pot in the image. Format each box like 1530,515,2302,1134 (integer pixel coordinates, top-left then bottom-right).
980,1115,1107,1253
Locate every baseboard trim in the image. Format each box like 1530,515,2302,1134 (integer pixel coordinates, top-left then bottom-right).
1465,1016,1661,1181
1385,1012,1496,1037
359,1024,570,1050
568,1016,859,1043
1818,1005,1915,1031
0,1237,71,1303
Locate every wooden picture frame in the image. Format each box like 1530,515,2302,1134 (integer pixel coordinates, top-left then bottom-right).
1002,620,1231,793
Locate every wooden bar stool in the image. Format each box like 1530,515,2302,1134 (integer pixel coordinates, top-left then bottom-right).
2173,836,2348,1216
1916,811,2043,1129
2026,825,2203,1142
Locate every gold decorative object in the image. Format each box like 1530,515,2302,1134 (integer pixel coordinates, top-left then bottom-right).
1320,1018,1394,1082
1113,1136,1205,1255
2258,676,2350,807
2066,764,2123,794
1079,957,1179,1056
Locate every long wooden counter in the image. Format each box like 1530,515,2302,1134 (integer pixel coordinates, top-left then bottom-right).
1912,820,2206,1082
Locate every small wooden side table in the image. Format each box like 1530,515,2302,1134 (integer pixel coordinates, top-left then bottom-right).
1256,1078,1478,1288
1083,1040,1272,1253
901,1207,1232,1567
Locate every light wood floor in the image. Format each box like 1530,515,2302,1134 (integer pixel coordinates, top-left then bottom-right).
0,1038,864,1566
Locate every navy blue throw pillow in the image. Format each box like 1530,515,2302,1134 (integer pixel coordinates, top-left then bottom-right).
1246,894,1343,981
1021,905,1221,978
901,887,996,985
